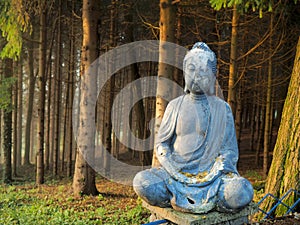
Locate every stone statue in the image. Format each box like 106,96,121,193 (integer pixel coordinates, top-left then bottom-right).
133,42,254,214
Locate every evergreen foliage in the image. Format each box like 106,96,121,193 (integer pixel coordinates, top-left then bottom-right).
0,0,31,59
210,0,300,17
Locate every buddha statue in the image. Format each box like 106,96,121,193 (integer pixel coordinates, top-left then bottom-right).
133,42,253,214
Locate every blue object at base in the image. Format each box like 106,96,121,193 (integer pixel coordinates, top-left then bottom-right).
142,219,168,225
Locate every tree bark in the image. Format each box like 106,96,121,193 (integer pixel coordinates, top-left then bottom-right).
66,0,75,177
250,102,257,152
235,85,242,145
36,0,47,185
45,49,52,171
13,61,18,177
152,0,176,167
103,0,116,175
256,106,265,166
72,0,100,196
24,34,36,166
17,57,23,167
3,58,13,184
260,37,300,217
263,13,273,176
53,0,62,176
227,4,239,116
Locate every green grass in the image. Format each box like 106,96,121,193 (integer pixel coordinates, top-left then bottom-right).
0,168,270,225
0,182,150,225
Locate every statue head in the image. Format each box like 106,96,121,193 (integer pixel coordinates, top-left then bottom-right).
183,42,217,95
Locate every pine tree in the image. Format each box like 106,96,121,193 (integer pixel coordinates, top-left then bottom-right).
260,37,300,217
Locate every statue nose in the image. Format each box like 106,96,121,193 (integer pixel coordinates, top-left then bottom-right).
195,75,208,83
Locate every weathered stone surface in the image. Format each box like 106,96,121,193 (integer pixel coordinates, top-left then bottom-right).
134,42,254,214
143,201,258,225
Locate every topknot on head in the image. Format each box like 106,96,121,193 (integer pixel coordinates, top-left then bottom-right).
186,42,217,75
192,42,211,52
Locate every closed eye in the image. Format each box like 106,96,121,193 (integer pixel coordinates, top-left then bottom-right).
187,64,195,71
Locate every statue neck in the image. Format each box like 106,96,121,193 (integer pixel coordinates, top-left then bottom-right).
189,92,207,101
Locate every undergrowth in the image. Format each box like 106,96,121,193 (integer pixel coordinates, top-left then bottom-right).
0,169,270,225
0,181,150,225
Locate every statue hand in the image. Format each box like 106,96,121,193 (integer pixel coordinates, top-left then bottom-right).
181,156,224,186
202,156,224,181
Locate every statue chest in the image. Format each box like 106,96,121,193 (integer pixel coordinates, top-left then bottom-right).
173,101,210,156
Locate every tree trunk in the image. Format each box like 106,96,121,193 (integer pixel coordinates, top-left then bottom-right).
256,106,265,166
45,51,52,171
53,0,62,176
2,58,13,184
260,37,300,217
0,58,1,162
227,4,239,116
250,102,257,151
66,0,75,177
36,0,47,185
49,54,56,168
72,0,100,196
103,0,116,175
17,58,23,167
124,6,150,166
235,85,242,145
152,0,176,168
263,13,273,176
44,26,56,171
61,95,68,173
13,61,18,177
24,33,36,166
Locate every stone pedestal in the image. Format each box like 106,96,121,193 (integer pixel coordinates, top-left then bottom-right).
143,201,258,225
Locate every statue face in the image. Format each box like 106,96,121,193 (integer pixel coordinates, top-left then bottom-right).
184,53,215,95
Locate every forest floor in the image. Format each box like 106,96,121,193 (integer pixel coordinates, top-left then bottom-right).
1,129,299,224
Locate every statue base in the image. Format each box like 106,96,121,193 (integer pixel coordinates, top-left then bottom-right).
143,201,258,225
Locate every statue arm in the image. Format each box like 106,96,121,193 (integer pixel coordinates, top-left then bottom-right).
218,103,239,174
155,100,189,182
156,97,207,184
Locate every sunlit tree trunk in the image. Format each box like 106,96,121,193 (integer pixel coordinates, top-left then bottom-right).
227,4,239,116
36,0,47,185
260,37,300,217
0,59,2,164
173,7,183,95
3,58,13,184
152,0,176,167
72,0,100,196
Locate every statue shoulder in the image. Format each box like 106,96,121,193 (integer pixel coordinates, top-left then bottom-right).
208,96,232,113
167,95,185,109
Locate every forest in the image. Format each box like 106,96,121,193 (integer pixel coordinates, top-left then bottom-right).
0,0,300,224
